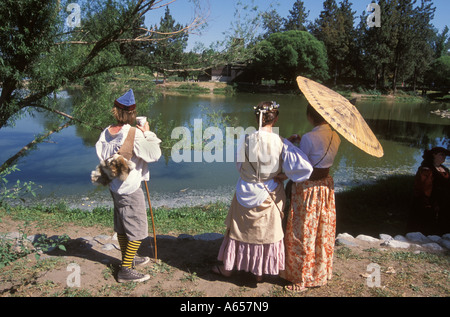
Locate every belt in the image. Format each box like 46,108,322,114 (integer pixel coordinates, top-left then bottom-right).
309,168,330,181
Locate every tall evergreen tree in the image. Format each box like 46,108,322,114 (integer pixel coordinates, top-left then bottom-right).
409,0,436,91
261,9,284,38
120,14,151,67
152,6,189,81
390,0,418,93
283,0,309,31
335,0,357,82
359,0,400,90
432,26,449,58
312,0,355,85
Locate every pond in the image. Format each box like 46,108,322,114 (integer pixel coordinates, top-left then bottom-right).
1,90,449,209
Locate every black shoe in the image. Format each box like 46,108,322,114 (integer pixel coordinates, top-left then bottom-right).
117,266,150,283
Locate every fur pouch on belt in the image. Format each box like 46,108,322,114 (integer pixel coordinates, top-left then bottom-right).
91,154,136,186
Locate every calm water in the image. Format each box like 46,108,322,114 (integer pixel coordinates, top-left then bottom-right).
1,91,449,208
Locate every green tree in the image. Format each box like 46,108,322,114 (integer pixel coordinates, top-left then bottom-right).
358,0,436,92
408,0,436,92
0,0,209,171
426,56,450,92
252,30,329,83
119,14,151,67
151,6,188,81
283,0,310,31
261,9,284,38
311,0,356,85
0,0,59,128
390,0,420,93
358,0,402,90
432,26,449,58
335,0,357,82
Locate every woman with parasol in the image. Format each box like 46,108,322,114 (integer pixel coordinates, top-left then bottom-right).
212,101,313,283
282,76,383,292
282,104,341,292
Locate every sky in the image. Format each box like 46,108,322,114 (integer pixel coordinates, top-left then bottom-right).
145,0,450,51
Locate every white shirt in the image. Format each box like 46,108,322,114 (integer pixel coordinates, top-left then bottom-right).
236,133,313,208
95,124,162,195
299,124,340,168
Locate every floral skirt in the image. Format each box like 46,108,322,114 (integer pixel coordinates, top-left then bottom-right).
217,235,285,277
281,176,336,287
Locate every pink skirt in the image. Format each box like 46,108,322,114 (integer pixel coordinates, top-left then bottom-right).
217,235,285,277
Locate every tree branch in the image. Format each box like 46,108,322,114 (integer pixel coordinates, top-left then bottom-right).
54,13,207,45
0,122,73,173
34,104,103,131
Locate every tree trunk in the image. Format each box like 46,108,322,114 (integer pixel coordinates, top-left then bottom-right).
0,79,19,128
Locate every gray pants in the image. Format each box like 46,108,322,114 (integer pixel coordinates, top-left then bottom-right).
110,188,148,241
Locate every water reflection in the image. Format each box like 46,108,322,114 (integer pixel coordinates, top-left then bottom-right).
0,91,448,207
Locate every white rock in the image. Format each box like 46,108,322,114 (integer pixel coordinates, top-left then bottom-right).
356,234,380,243
335,237,359,247
337,233,354,239
379,234,393,241
442,233,450,241
385,240,410,249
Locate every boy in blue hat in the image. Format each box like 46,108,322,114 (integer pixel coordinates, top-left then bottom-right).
95,89,162,283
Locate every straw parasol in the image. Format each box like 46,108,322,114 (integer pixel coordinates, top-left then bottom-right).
296,76,384,158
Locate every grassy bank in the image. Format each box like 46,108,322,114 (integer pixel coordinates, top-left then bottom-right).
1,175,416,253
0,201,230,239
1,175,449,298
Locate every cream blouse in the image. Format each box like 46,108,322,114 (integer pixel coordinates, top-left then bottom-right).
95,124,162,195
299,124,340,168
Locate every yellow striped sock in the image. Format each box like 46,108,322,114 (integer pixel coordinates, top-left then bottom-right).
122,240,142,268
117,234,128,261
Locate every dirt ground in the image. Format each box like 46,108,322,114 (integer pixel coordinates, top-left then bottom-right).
0,216,449,299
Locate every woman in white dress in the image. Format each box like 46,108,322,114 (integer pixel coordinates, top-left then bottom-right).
212,101,313,282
